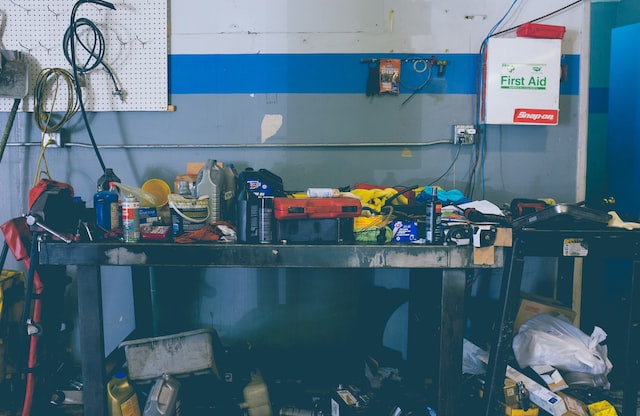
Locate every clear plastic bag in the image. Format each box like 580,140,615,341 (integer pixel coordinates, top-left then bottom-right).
512,313,612,380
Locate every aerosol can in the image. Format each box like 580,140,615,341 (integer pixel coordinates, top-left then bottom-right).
143,373,181,416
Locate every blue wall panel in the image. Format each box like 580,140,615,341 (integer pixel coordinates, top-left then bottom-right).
608,23,640,217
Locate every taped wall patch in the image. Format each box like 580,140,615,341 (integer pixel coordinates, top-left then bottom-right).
261,114,284,142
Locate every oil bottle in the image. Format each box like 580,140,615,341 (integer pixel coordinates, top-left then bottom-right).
107,371,141,416
196,159,223,224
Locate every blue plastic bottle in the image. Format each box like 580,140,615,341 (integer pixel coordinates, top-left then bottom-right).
95,186,120,231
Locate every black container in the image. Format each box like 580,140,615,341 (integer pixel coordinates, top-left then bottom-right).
237,168,284,198
425,187,443,245
97,168,121,192
237,184,259,243
237,168,283,243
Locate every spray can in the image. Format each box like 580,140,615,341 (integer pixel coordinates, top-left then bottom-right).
196,159,223,224
122,195,140,242
143,374,181,416
258,196,274,244
425,187,443,245
107,371,141,416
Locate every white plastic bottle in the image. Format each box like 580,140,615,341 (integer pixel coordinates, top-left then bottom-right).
196,159,223,224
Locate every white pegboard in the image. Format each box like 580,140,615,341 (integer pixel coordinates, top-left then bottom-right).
0,0,167,112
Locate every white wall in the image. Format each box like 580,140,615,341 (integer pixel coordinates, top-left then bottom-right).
171,0,584,54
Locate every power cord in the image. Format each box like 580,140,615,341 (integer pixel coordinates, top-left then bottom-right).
33,68,78,133
429,142,462,186
32,68,79,186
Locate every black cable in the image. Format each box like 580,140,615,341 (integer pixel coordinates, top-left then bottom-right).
63,15,122,96
429,143,462,186
400,56,435,106
64,0,116,174
383,185,419,207
491,0,583,38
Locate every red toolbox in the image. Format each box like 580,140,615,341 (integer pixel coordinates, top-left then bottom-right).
274,197,362,220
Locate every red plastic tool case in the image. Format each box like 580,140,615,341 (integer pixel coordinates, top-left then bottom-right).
274,197,362,220
516,22,566,39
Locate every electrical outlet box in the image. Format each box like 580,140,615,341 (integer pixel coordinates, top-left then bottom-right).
42,132,62,148
453,125,476,145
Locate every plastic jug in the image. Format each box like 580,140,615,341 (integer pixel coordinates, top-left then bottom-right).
196,159,223,224
242,371,272,416
143,374,181,416
107,371,141,416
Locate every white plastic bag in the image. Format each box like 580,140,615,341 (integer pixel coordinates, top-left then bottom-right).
512,313,612,378
462,338,488,375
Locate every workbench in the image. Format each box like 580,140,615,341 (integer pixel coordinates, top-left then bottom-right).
38,242,505,416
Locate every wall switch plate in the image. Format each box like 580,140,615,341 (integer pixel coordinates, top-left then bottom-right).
453,124,476,145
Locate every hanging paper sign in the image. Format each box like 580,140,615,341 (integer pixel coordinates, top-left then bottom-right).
379,59,401,95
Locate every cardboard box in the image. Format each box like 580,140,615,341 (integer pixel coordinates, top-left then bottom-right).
557,392,589,416
504,378,519,406
514,292,577,332
529,365,568,392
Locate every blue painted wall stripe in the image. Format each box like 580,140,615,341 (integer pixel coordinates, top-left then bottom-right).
169,53,580,96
